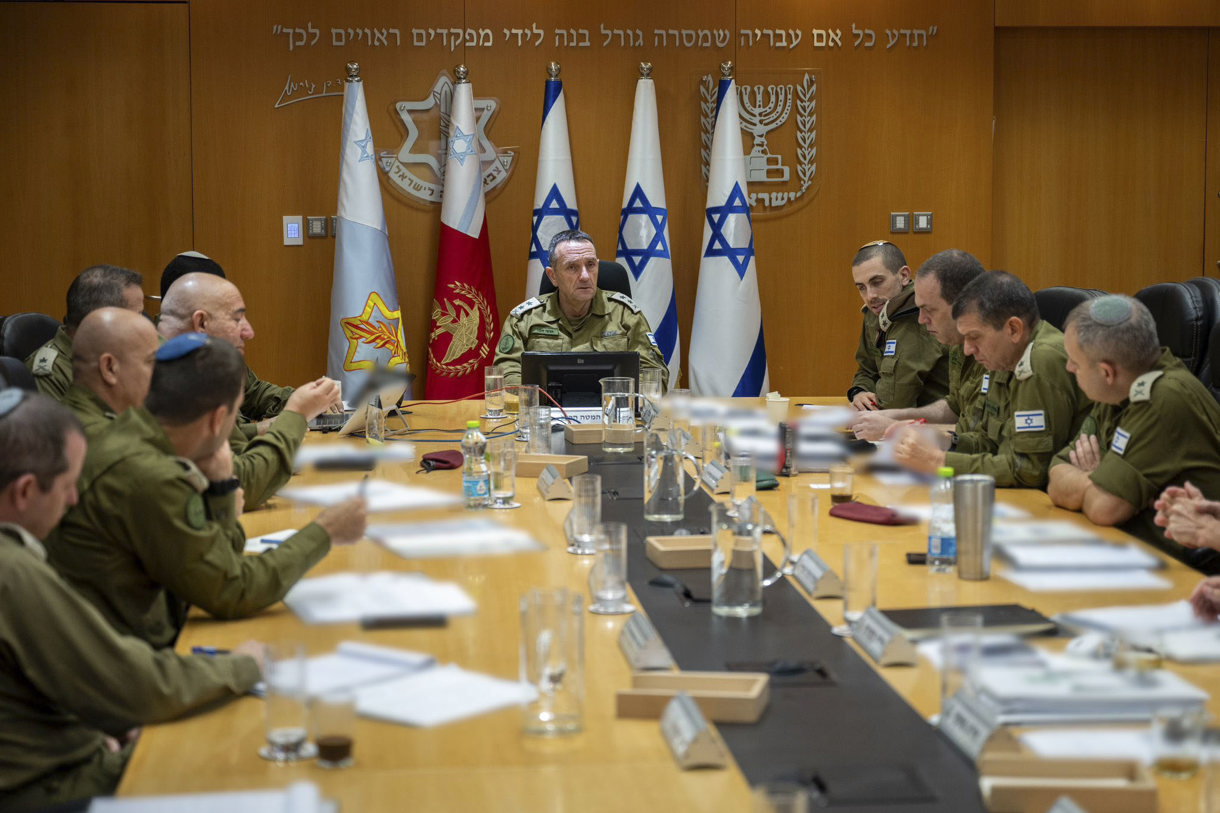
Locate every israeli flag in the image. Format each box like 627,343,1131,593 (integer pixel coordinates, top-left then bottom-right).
688,74,769,397
525,68,580,298
616,71,680,388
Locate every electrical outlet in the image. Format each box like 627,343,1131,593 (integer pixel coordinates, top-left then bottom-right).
890,212,910,234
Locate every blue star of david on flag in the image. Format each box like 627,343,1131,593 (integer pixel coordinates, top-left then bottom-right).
616,184,670,281
703,183,754,279
529,184,580,265
447,125,476,166
355,128,375,163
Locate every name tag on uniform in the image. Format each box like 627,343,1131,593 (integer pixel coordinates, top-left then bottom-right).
980,374,990,394
601,330,622,338
1111,427,1130,455
883,339,897,357
1013,410,1045,432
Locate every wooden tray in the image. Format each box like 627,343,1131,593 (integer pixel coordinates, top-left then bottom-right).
616,671,770,724
646,535,713,569
978,756,1156,813
515,454,587,478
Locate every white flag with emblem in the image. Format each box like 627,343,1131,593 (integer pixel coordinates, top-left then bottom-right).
688,73,769,397
525,67,580,298
327,64,408,400
617,70,680,388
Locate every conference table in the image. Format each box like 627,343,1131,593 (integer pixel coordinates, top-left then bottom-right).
117,398,1217,812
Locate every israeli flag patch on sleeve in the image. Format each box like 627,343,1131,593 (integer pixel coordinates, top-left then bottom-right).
981,374,990,394
1013,410,1046,432
883,339,897,356
646,332,659,349
1111,427,1130,455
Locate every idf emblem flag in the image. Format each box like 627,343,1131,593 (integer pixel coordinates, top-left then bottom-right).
525,64,580,298
328,64,409,398
425,67,500,398
688,67,770,397
617,67,681,389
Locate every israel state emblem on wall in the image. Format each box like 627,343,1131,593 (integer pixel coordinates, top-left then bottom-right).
700,70,819,218
428,282,496,378
379,70,515,206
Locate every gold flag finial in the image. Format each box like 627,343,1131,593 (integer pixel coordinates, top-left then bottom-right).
455,64,469,83
547,62,561,79
639,62,653,79
345,62,361,83
720,61,733,80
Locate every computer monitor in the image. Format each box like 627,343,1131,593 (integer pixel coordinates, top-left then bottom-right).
521,351,640,408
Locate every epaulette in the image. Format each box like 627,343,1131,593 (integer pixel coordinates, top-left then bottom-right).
172,457,209,493
510,297,544,318
608,291,642,314
30,346,58,376
1129,370,1165,403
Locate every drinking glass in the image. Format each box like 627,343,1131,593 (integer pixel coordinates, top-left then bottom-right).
520,587,584,735
528,406,552,454
940,611,982,712
600,376,637,453
489,442,519,509
833,542,878,637
484,367,505,418
564,473,601,555
312,690,356,769
829,464,854,505
588,522,634,615
515,385,539,442
260,642,315,763
729,452,756,511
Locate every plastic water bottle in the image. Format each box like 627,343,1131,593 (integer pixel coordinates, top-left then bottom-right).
461,420,490,508
927,466,956,573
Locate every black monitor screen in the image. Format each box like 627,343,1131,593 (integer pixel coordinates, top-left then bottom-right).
521,351,640,408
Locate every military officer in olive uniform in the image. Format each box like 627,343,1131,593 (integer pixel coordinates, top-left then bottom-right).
896,271,1089,488
60,307,159,437
847,241,951,412
44,334,367,650
1049,296,1220,572
159,272,339,509
0,390,263,811
25,264,145,401
851,249,986,441
493,229,668,388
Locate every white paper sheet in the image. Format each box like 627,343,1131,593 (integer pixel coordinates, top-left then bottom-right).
991,520,1105,544
354,663,537,727
304,642,435,696
367,518,545,559
278,480,461,513
1000,568,1169,592
294,442,416,468
284,572,476,625
999,543,1161,571
1019,728,1152,764
244,529,296,554
893,503,1031,522
90,781,328,813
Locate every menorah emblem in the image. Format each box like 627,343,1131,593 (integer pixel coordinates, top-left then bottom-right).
738,84,793,183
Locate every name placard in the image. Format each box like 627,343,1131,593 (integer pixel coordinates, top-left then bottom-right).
536,464,573,501
701,460,730,494
660,692,727,770
938,688,1007,761
1046,797,1088,813
850,606,918,667
791,549,843,598
618,613,675,671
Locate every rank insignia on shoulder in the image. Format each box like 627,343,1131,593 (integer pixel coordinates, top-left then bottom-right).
608,291,642,313
31,347,57,376
510,297,543,318
1129,370,1164,403
1013,410,1046,432
1111,427,1130,455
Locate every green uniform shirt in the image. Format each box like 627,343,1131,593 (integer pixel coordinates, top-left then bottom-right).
946,320,1089,488
1051,349,1220,557
60,383,116,439
44,407,330,649
25,326,73,401
229,410,306,510
242,366,293,422
849,284,951,409
946,346,987,434
0,524,258,803
493,289,668,388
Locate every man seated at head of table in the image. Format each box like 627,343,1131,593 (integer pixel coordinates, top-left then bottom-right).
1048,296,1220,573
0,389,264,812
160,271,340,509
847,240,952,413
25,264,146,401
894,270,1090,488
492,228,669,389
60,307,160,437
851,248,987,441
44,333,367,650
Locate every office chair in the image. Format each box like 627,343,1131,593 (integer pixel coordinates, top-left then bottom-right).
538,260,633,298
1135,282,1208,375
0,356,36,391
1033,286,1107,332
0,312,60,362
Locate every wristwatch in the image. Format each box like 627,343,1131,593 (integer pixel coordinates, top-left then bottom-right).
204,476,241,497
946,430,959,452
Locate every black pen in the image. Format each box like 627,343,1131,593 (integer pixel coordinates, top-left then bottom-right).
191,646,230,656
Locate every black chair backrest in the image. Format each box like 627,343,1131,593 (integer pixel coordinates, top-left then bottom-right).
1187,277,1220,399
538,260,633,298
1205,319,1220,405
0,312,60,362
0,356,37,391
1134,282,1208,375
1033,286,1108,332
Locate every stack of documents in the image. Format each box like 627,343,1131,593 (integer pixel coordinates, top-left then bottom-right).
366,518,545,559
972,659,1209,724
279,479,461,513
283,571,476,625
1055,600,1220,663
993,520,1169,592
299,642,435,696
293,441,416,469
90,781,333,812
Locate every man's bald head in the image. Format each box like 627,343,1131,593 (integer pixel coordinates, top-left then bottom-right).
72,307,160,412
158,272,255,353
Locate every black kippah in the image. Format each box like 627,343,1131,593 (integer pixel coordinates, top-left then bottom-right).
160,251,226,299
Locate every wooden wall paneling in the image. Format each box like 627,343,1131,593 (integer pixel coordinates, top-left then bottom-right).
731,0,994,395
0,2,192,318
992,28,1208,295
1206,29,1220,278
188,0,464,391
996,1,1220,28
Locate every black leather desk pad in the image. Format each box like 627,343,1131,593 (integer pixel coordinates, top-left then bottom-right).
582,442,986,812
